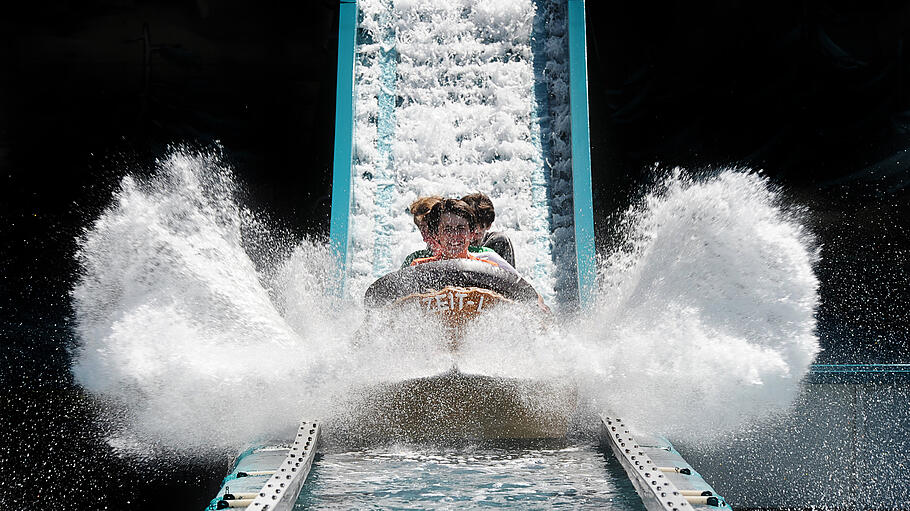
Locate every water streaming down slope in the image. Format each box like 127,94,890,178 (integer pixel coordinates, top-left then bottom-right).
348,0,576,305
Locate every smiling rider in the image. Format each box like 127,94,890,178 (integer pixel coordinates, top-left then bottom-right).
409,198,549,312
403,196,499,268
410,198,521,278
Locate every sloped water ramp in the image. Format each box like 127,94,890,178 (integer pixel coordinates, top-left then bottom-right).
330,0,596,308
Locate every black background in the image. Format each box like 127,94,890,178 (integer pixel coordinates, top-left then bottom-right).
1,1,909,508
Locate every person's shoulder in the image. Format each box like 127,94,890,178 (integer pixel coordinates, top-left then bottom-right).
402,249,433,268
468,245,493,253
483,231,512,243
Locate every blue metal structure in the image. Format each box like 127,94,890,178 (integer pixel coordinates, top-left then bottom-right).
808,363,910,383
370,0,399,278
567,0,596,308
329,0,358,292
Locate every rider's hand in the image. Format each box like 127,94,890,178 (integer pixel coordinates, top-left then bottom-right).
537,294,551,314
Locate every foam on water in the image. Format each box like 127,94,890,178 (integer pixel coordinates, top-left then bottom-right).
572,169,820,440
71,151,819,455
296,445,641,509
71,149,447,455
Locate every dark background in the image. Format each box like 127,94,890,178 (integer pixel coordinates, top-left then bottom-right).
1,1,909,508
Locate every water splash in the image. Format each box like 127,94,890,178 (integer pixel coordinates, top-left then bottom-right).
72,149,351,454
571,169,820,440
71,152,818,455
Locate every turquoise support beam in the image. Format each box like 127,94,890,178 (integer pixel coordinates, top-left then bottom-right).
370,0,398,278
808,364,910,383
567,0,596,307
330,0,358,294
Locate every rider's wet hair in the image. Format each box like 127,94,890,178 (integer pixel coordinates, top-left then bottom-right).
461,192,495,227
425,198,477,233
409,196,443,226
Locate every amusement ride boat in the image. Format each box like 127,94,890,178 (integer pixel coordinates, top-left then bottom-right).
354,258,576,444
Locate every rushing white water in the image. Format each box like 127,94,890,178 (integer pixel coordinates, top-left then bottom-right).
572,169,820,440
70,150,430,455
71,151,819,454
297,445,641,509
348,0,575,305
71,149,518,455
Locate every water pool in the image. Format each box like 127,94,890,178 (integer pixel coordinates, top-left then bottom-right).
296,443,644,509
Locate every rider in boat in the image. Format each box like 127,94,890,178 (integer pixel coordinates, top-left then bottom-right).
412,198,549,312
410,198,516,274
460,192,515,267
402,196,498,268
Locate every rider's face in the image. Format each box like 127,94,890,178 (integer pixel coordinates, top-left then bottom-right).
418,221,441,252
436,212,472,258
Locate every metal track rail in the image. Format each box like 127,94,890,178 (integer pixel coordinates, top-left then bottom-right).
600,416,730,511
206,420,320,511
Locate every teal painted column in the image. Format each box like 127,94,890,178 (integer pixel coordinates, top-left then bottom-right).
568,0,596,307
330,0,358,294
370,0,398,278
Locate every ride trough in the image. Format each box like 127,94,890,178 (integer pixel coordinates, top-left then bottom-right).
203,0,730,509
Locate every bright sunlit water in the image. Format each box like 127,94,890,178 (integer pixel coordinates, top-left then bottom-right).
68,0,820,505
295,445,643,510
69,150,819,454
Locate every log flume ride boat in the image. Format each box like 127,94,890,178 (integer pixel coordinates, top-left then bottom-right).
205,260,574,509
349,258,576,445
